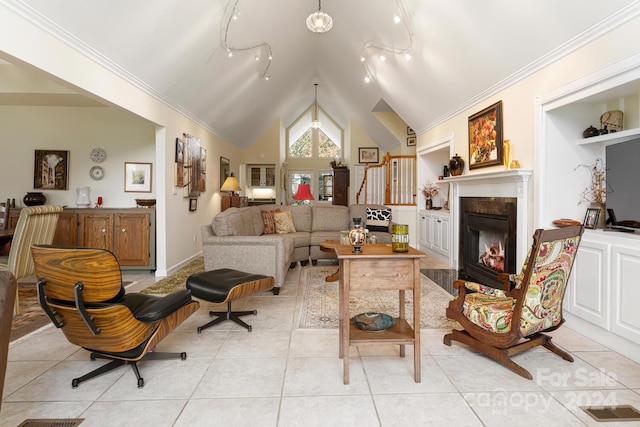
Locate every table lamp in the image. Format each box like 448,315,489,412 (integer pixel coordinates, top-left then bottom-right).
221,175,241,196
293,183,314,204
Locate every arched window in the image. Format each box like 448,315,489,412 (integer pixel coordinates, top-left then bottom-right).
287,108,342,159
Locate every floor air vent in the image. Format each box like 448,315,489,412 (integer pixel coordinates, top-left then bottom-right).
18,419,84,427
583,405,640,422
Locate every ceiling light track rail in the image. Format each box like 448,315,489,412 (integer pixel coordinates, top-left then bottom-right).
220,0,273,81
360,0,414,84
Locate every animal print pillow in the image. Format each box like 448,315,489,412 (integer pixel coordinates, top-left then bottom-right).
366,207,391,232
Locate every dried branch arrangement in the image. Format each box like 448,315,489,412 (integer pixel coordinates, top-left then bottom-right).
575,158,606,204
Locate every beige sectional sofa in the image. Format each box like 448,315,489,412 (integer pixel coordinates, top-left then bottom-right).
201,203,393,294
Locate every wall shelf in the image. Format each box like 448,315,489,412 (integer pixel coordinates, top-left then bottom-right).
577,126,640,146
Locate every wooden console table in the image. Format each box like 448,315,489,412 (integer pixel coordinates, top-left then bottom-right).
335,243,425,384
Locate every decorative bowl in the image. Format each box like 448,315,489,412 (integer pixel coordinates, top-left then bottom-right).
351,312,396,332
135,198,156,208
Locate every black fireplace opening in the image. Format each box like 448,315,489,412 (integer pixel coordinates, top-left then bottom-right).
459,197,517,289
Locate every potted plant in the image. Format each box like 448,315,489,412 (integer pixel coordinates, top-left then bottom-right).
421,182,440,209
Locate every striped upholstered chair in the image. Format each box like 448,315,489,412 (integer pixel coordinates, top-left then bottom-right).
444,225,584,379
0,204,63,315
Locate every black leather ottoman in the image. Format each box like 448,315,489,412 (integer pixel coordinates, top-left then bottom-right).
186,268,274,332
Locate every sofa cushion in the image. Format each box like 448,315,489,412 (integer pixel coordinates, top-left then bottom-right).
261,208,281,235
366,207,392,232
311,205,350,232
279,205,312,232
350,204,391,232
274,211,297,234
212,207,260,237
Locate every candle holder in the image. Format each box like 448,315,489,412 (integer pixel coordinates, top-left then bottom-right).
392,224,409,252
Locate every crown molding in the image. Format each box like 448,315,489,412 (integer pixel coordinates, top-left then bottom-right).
417,0,640,135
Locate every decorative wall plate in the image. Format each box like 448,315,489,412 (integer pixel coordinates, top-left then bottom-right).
90,148,106,163
90,165,104,180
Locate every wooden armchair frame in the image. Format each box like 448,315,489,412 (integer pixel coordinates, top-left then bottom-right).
444,225,584,379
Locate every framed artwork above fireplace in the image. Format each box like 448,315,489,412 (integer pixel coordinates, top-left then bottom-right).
468,101,503,169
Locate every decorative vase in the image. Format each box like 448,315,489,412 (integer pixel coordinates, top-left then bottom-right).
76,186,92,207
391,224,409,252
23,192,46,206
426,198,433,210
503,139,511,169
449,154,464,176
348,218,367,253
582,125,599,138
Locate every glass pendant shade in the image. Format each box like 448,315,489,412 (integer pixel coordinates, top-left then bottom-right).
307,10,333,34
306,8,333,33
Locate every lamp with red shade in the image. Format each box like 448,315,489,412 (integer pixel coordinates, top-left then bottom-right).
293,183,314,204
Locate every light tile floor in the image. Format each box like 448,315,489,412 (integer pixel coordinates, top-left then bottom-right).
2,258,640,427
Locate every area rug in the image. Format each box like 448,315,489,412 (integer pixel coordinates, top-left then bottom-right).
141,257,204,295
298,265,460,330
10,283,51,342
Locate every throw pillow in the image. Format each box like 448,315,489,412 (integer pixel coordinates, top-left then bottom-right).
274,210,296,234
261,208,281,235
366,207,392,232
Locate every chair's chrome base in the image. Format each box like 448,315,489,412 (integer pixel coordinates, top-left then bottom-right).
197,302,257,333
72,351,187,388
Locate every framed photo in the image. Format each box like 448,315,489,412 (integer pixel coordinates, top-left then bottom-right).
220,156,230,190
359,147,379,164
34,149,69,190
124,162,152,193
407,126,415,136
175,137,185,164
584,208,600,229
468,100,503,169
407,136,416,146
189,198,197,212
199,147,207,171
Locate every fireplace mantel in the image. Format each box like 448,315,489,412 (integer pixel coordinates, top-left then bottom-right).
446,169,533,272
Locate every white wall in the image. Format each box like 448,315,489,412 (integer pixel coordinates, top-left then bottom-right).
0,5,242,275
419,13,640,234
0,106,155,208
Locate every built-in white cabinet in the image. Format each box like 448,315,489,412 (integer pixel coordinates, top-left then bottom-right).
538,53,640,364
566,231,640,348
566,235,610,329
247,164,275,187
418,209,450,261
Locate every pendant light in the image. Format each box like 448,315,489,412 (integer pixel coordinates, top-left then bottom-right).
306,0,333,34
311,83,321,129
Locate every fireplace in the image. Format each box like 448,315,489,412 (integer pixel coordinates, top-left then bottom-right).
445,169,533,290
459,197,517,288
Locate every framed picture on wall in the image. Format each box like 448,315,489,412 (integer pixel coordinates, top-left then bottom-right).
33,149,69,190
468,100,503,169
220,156,230,190
124,162,152,192
358,147,379,164
407,136,416,146
189,198,197,211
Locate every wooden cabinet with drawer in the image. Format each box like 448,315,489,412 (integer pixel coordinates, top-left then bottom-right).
51,208,155,271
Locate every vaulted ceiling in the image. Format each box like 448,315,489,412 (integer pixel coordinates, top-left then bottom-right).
3,0,638,151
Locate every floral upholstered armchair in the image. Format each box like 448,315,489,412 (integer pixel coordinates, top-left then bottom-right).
444,225,584,379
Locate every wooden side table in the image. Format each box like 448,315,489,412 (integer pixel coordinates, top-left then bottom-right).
335,243,425,384
319,239,340,282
